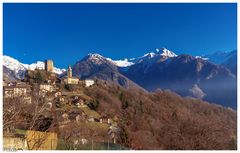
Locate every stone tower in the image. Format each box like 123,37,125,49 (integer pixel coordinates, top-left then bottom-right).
45,60,54,72
67,65,72,78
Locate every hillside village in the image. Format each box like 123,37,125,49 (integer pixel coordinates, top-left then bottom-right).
3,59,123,150
3,57,237,151
3,59,237,150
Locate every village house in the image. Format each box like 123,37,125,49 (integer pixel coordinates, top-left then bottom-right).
39,84,54,92
61,113,70,124
54,91,62,97
78,99,86,106
39,89,47,97
23,96,32,104
100,116,112,125
3,82,31,99
75,98,86,108
46,74,57,85
68,111,83,121
53,94,65,108
62,65,79,85
79,99,85,105
85,79,95,87
6,82,14,86
59,97,65,102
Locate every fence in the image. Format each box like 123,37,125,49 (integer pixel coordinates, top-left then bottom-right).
3,136,127,150
57,139,127,150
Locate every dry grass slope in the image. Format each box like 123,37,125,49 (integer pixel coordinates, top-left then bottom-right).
83,81,237,150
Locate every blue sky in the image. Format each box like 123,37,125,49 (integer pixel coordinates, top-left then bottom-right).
3,3,237,68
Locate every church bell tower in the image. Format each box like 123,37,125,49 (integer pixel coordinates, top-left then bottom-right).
67,65,72,78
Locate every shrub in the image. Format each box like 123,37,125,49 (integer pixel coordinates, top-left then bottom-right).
65,84,77,91
24,70,48,83
122,100,129,109
87,99,99,111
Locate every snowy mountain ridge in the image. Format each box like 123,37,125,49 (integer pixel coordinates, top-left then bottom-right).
104,47,178,67
3,55,66,79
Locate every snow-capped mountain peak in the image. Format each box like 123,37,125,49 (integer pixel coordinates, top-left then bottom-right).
85,53,134,67
3,55,66,80
22,61,65,75
84,53,113,65
156,48,178,57
78,47,178,68
87,53,104,58
143,52,156,58
3,55,27,80
22,61,44,70
3,55,27,72
100,47,178,67
141,48,177,59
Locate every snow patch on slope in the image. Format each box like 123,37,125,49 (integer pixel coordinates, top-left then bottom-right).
195,56,209,60
106,58,134,67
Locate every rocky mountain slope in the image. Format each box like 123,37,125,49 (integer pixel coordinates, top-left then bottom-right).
221,50,237,75
123,53,236,108
71,53,144,90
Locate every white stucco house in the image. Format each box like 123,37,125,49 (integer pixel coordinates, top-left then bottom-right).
85,79,95,87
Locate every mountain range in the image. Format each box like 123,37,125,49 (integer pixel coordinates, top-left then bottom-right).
3,48,237,108
202,50,237,75
3,55,66,80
